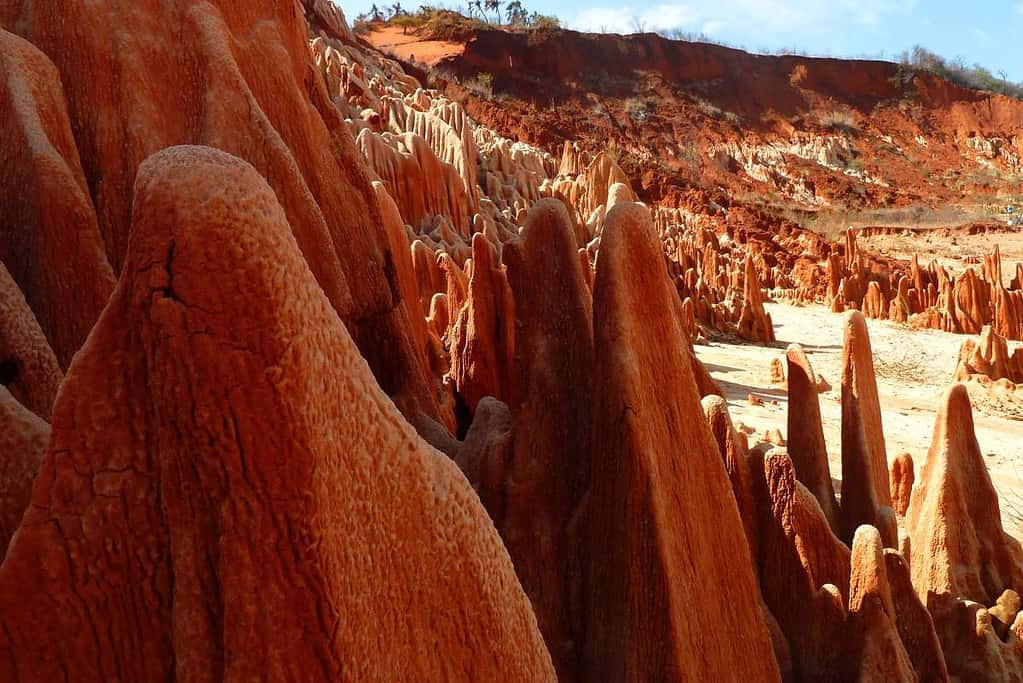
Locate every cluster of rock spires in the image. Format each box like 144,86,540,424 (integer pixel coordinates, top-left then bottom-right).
655,201,1023,344
826,231,1023,342
955,325,1023,393
0,1,1020,680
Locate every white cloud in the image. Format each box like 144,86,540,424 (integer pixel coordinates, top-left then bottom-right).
571,4,697,33
701,19,724,35
569,0,913,37
572,7,635,32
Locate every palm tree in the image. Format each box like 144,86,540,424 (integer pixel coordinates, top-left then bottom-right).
484,0,502,24
505,0,525,25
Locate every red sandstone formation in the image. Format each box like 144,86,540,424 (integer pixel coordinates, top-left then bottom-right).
0,0,440,422
889,453,915,518
785,344,840,532
0,261,63,420
937,598,1023,680
0,147,555,680
840,311,898,548
586,202,780,682
451,396,514,524
882,549,949,681
736,254,773,343
846,525,916,682
500,199,595,680
905,383,1023,678
906,383,1023,606
449,232,515,414
2,1,1023,678
955,324,1023,390
0,386,48,555
359,128,474,235
703,395,760,557
862,281,888,320
0,29,115,367
754,448,851,680
374,181,456,430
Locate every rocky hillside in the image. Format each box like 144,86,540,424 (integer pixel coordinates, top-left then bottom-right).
382,21,1023,233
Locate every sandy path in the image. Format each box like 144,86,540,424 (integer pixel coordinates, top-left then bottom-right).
697,301,1023,535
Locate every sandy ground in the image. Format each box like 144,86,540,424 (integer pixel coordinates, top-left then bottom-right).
366,27,464,66
862,229,1023,287
697,301,1023,535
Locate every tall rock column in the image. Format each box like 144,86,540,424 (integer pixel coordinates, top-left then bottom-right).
840,311,897,547
584,202,780,682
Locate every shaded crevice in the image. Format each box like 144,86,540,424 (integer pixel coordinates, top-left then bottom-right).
0,358,20,386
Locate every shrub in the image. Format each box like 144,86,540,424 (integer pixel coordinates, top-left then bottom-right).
625,97,652,122
464,71,494,97
900,46,1023,100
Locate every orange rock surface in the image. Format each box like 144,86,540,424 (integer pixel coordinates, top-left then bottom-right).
585,202,780,682
0,146,556,680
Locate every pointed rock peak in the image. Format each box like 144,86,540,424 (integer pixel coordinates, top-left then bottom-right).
449,227,515,415
587,200,780,682
761,449,851,597
846,525,917,682
0,146,555,681
889,453,914,517
849,525,896,618
881,549,949,682
471,230,497,271
755,449,850,681
990,590,1022,640
499,197,595,680
785,343,840,532
906,383,1023,606
703,395,758,555
841,310,896,547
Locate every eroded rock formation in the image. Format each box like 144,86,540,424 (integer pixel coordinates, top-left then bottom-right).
840,311,898,548
0,146,556,680
786,343,840,532
0,2,1022,680
0,29,115,366
500,199,595,680
0,0,440,424
0,386,48,555
585,202,780,682
0,261,62,420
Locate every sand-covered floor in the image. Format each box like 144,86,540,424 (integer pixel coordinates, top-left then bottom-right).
697,301,1023,535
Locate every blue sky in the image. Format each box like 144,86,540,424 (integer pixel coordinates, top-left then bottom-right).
344,0,1023,81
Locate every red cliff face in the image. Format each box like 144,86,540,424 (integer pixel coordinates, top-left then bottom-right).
427,26,1023,217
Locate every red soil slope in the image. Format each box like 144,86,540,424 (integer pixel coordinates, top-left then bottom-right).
373,24,1023,231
